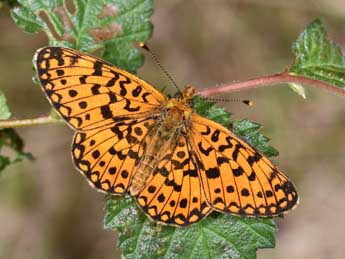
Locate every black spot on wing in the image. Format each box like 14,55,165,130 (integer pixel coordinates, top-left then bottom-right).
201,126,211,136
79,75,87,84
218,136,233,152
211,129,220,142
164,178,182,192
232,144,241,160
56,69,64,76
217,156,229,165
197,142,213,156
247,153,262,166
124,99,140,112
108,92,117,103
100,105,113,119
106,71,120,87
132,85,142,97
119,77,130,96
233,167,244,177
92,60,103,76
48,47,65,66
91,84,101,94
68,89,78,97
205,167,220,179
141,92,150,102
110,125,124,139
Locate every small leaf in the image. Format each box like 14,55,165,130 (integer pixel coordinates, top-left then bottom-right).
289,19,345,89
288,83,307,99
11,4,45,34
105,98,277,258
193,96,232,127
0,156,10,172
102,0,154,72
11,0,154,73
0,91,11,120
233,120,279,158
0,129,34,173
0,92,33,173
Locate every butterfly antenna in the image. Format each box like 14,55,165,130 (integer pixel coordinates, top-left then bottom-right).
139,42,182,94
203,97,253,107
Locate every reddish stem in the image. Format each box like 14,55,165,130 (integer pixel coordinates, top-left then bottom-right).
198,72,345,96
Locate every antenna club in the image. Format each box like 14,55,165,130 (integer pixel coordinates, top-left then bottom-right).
243,100,253,106
139,42,150,51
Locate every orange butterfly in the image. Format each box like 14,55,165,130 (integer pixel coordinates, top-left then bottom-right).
34,46,298,226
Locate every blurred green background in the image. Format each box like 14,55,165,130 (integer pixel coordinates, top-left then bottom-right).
0,0,344,258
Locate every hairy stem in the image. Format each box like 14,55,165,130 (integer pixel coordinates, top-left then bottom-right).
0,115,63,128
198,72,345,96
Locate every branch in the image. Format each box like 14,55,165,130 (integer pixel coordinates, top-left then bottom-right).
198,72,345,97
0,115,63,128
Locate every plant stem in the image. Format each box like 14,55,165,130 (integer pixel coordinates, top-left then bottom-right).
1,73,344,129
198,72,345,96
0,115,63,128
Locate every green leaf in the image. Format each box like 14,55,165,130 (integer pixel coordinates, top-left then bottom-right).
233,120,279,158
11,0,153,72
105,98,277,259
193,96,232,127
289,19,345,89
102,0,154,72
0,129,34,172
0,92,33,173
0,91,11,120
105,196,275,259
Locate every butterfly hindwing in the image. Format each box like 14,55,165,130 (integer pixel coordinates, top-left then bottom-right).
190,114,298,216
136,134,211,226
34,47,167,130
72,116,158,194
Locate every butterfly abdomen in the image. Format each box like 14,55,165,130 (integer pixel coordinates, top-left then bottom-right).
130,106,186,196
129,128,176,195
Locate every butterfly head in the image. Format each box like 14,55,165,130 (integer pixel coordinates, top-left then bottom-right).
173,85,196,102
182,85,196,102
165,85,196,121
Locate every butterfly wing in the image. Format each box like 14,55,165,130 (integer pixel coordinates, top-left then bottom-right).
72,116,159,194
34,46,168,194
34,46,167,130
190,114,298,216
136,133,211,226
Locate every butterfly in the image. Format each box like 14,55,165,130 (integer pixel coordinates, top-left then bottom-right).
34,46,298,226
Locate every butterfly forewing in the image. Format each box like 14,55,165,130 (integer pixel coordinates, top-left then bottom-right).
34,47,167,130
